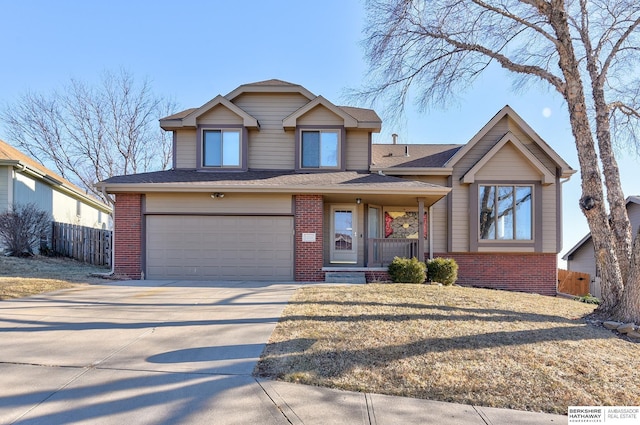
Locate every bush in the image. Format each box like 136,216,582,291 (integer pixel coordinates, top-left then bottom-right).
426,257,458,285
0,203,51,256
574,293,601,305
388,256,426,283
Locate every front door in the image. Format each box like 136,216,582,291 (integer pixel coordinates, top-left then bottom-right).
330,205,357,263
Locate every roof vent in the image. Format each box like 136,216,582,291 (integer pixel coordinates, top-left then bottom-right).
392,133,398,144
405,145,410,157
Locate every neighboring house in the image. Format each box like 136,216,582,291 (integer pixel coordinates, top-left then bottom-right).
0,139,112,251
97,79,574,295
562,196,640,298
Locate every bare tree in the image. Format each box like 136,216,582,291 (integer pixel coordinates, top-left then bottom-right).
0,69,176,203
357,0,640,321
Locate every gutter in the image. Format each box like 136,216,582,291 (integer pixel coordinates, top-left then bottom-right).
97,184,452,197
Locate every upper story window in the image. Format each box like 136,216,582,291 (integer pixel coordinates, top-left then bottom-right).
479,185,532,240
203,129,241,168
301,130,339,169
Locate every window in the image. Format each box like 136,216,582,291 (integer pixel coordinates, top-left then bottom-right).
301,130,339,168
479,185,532,240
203,130,240,167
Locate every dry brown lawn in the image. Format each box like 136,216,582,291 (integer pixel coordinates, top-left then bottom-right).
255,284,640,414
0,255,109,300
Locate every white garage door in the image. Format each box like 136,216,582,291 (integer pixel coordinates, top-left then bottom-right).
146,216,294,280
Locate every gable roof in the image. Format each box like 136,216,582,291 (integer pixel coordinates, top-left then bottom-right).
225,79,316,101
161,80,381,132
445,105,575,179
160,95,259,130
562,196,640,260
460,131,556,185
283,96,359,129
0,140,111,212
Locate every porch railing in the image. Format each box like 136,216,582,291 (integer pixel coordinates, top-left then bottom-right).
367,238,420,267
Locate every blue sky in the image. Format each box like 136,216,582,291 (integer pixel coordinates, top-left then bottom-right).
1,0,639,260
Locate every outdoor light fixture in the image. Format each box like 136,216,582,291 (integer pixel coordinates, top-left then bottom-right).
356,198,362,204
211,193,225,199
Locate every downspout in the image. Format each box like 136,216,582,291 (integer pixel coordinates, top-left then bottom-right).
100,185,115,276
429,205,433,260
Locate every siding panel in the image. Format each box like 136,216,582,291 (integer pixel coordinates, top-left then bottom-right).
298,106,344,126
474,143,542,180
145,193,293,214
234,93,310,170
175,129,197,169
345,131,370,171
198,105,243,125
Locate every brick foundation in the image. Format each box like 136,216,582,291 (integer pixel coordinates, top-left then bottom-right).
294,195,325,281
113,193,143,279
365,270,392,283
435,252,558,296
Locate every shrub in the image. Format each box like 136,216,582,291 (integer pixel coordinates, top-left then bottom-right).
388,256,426,283
426,257,458,285
574,293,601,305
0,203,51,256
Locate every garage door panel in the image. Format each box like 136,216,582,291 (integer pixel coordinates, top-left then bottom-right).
146,216,293,280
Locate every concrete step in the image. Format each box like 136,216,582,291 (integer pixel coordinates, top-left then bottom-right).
325,272,366,284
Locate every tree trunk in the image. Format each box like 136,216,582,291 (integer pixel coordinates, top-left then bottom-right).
590,81,633,285
546,2,624,313
615,231,640,322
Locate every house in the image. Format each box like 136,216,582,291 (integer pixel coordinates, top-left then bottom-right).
0,139,112,251
562,196,640,297
97,79,574,295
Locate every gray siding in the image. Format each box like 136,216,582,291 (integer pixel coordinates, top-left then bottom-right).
567,241,597,278
0,166,9,211
629,202,640,237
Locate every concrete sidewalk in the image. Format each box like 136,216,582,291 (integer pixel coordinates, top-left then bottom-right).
258,379,567,425
0,280,568,424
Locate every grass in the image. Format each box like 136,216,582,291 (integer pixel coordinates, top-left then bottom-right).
255,284,640,414
0,255,109,300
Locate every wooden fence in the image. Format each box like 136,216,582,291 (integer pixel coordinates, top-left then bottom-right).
51,222,112,266
557,269,591,296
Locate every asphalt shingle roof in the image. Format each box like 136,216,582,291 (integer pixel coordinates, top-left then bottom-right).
371,144,462,168
100,169,445,191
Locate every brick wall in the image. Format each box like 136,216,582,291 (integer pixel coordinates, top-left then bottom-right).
294,195,325,281
434,252,558,296
113,193,143,279
365,270,391,283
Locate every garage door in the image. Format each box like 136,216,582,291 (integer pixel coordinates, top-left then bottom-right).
146,216,294,280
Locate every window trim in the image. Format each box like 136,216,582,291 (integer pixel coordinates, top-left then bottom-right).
470,181,542,251
295,125,345,171
196,125,247,171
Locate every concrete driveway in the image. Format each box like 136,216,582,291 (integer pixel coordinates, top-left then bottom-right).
0,280,301,424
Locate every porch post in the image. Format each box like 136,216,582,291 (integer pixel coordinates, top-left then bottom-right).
418,197,425,262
